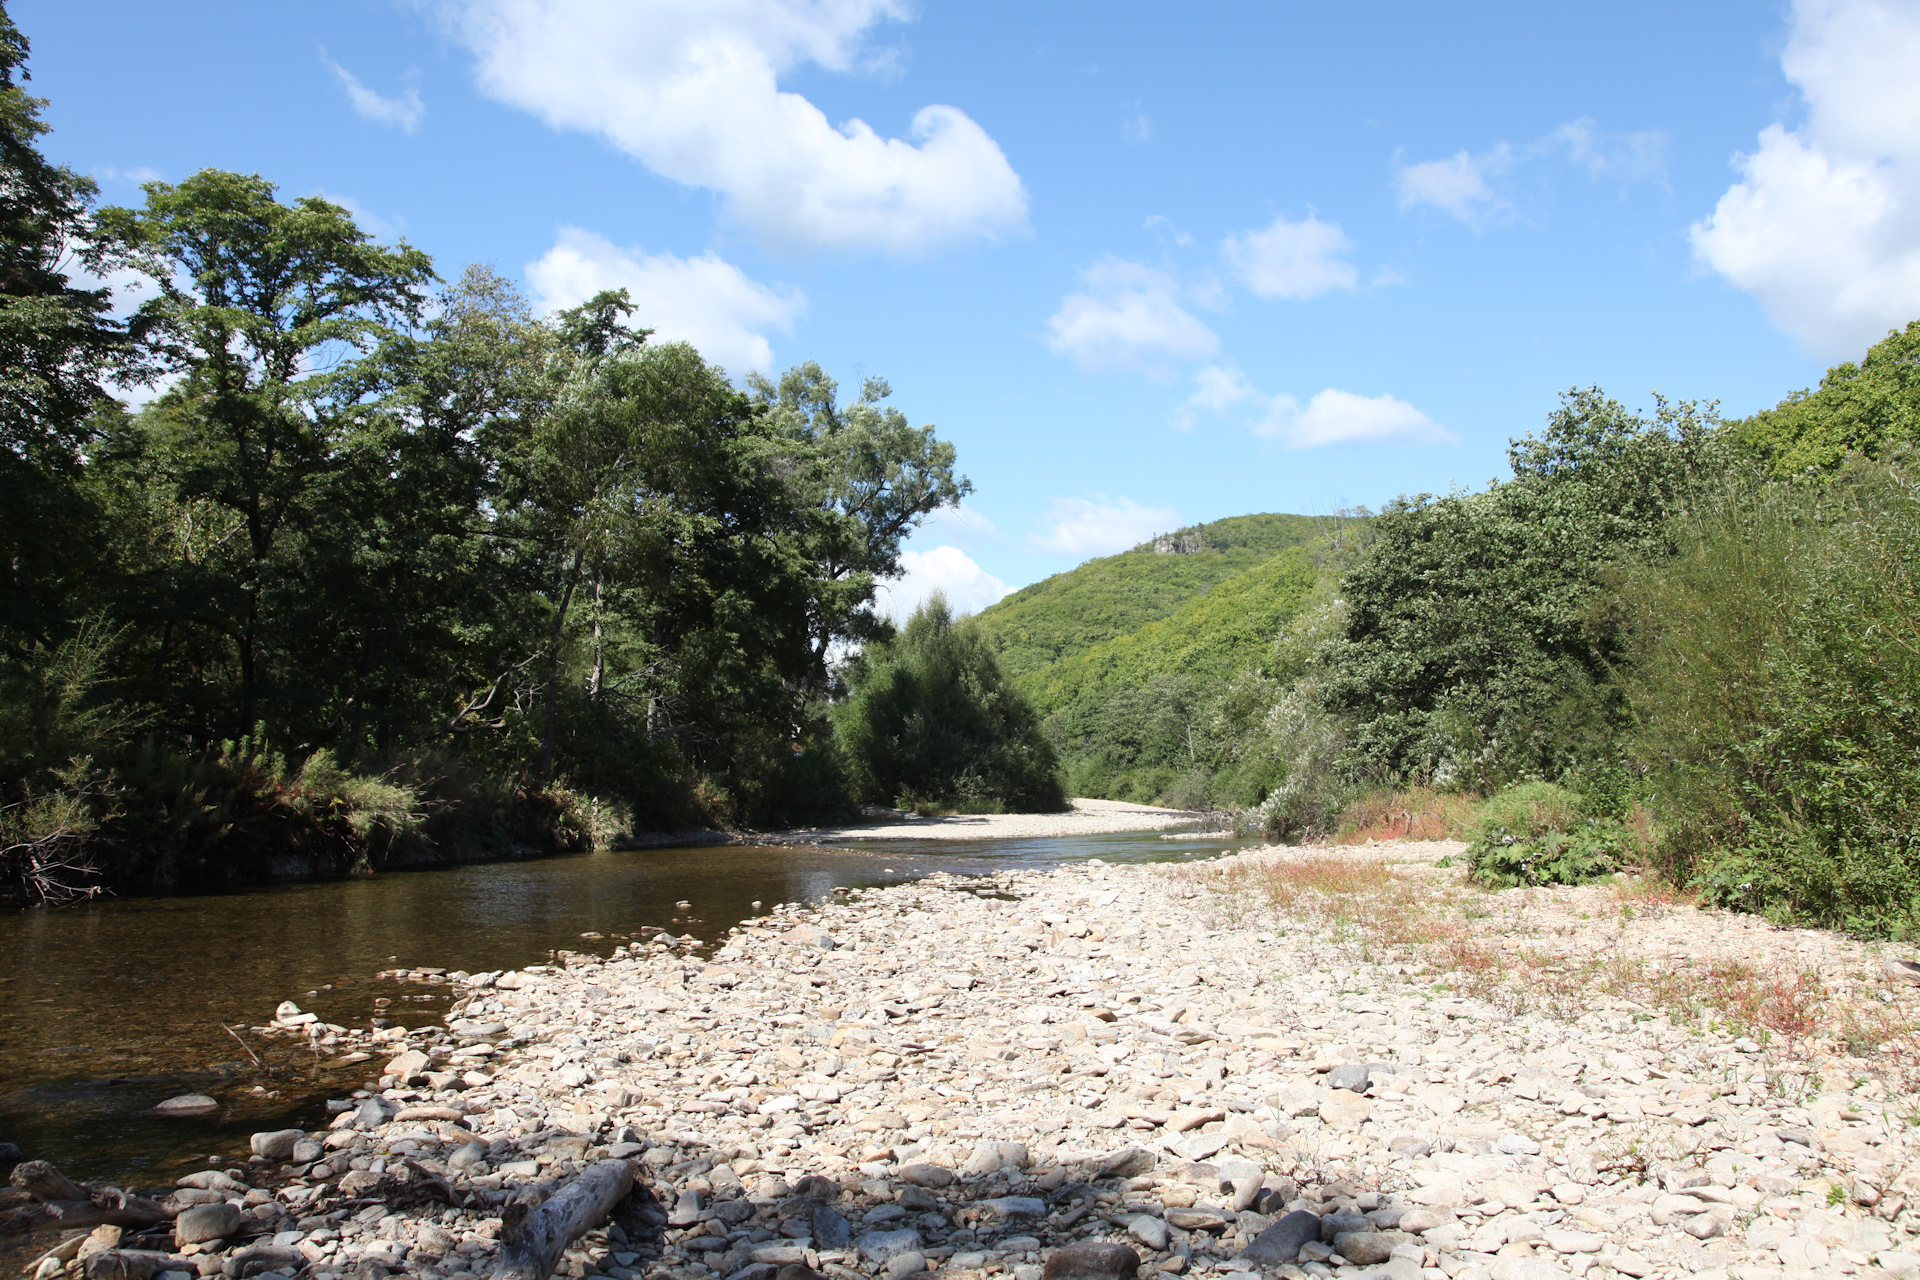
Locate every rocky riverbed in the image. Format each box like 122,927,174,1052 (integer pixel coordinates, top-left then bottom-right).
20,840,1920,1280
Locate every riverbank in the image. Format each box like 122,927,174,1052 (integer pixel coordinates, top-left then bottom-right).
776,799,1201,843
26,841,1920,1280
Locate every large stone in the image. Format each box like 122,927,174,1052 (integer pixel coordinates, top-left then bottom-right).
1228,1220,1320,1266
385,1049,430,1079
1040,1242,1139,1280
173,1203,242,1246
1318,1089,1370,1129
883,1251,926,1280
897,1164,954,1189
1333,1231,1408,1265
978,1196,1047,1219
248,1129,304,1161
961,1140,1003,1176
856,1230,924,1264
353,1096,398,1129
152,1095,219,1118
1324,1064,1372,1093
1126,1216,1170,1251
1094,1147,1156,1179
812,1206,853,1249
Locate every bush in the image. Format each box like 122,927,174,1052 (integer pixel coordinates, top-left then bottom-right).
834,594,1067,812
1465,781,1636,888
1616,464,1920,933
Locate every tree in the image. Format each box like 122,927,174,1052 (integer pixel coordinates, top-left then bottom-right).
1326,389,1723,788
750,362,970,684
95,171,435,734
1730,319,1920,477
834,594,1065,812
0,3,130,651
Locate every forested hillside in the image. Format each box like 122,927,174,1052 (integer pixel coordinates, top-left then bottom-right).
974,513,1338,680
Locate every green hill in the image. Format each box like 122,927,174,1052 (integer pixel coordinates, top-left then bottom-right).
975,512,1332,681
1024,545,1318,718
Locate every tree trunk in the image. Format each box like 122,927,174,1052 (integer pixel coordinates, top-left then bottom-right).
488,1159,633,1280
540,546,586,778
588,573,605,706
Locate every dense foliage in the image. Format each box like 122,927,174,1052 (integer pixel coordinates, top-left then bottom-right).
834,596,1065,814
0,6,994,902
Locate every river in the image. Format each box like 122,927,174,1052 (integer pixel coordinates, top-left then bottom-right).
0,829,1243,1187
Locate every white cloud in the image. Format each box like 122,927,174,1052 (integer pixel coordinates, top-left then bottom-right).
1178,364,1456,449
1029,495,1179,559
874,546,1010,621
325,58,425,133
1120,101,1155,144
1395,146,1512,224
437,0,1026,256
1691,0,1920,359
1396,119,1667,228
1044,259,1218,375
526,227,805,374
1221,213,1359,300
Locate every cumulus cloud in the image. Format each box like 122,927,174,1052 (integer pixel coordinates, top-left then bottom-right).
437,0,1026,256
1221,213,1359,300
1177,364,1455,449
325,58,425,133
1044,259,1218,375
526,227,806,374
873,546,1011,621
1029,495,1179,559
1691,0,1920,359
1396,119,1666,227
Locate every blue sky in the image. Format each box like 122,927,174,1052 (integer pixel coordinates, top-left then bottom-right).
21,1,1920,612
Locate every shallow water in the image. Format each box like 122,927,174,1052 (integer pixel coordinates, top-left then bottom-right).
0,827,1245,1185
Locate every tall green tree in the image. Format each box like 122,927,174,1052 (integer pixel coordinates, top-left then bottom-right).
750,362,969,684
0,3,129,650
96,171,435,734
1730,320,1920,477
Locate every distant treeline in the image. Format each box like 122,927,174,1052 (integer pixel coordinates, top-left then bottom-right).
0,6,1067,904
979,336,1920,935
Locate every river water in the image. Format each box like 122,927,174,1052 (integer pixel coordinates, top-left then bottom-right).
0,829,1243,1187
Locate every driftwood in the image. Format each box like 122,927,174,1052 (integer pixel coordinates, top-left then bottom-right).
80,1250,190,1280
4,1162,172,1236
489,1159,633,1280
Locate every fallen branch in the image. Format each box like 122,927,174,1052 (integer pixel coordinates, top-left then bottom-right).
4,1163,172,1236
489,1159,633,1280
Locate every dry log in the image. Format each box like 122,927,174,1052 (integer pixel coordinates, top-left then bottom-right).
489,1158,634,1280
81,1249,189,1280
4,1166,174,1236
10,1161,90,1203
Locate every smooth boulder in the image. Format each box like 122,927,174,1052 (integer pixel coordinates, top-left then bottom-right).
1236,1211,1322,1267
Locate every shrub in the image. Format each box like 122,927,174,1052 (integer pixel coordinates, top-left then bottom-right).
1466,781,1636,888
1616,464,1920,933
834,594,1067,813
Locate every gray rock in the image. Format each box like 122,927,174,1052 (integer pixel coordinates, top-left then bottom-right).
290,1139,323,1164
218,1244,303,1279
857,1229,924,1264
670,1190,704,1227
1093,1147,1155,1179
152,1094,220,1118
996,1142,1031,1171
353,1096,398,1129
249,1129,305,1161
1040,1242,1139,1280
961,1140,1003,1177
1325,1064,1372,1093
1126,1216,1170,1251
977,1197,1047,1219
812,1206,853,1249
897,1163,955,1189
1319,1213,1370,1243
864,1204,907,1225
174,1203,243,1246
448,1141,488,1171
1235,1211,1321,1267
1333,1231,1407,1265
792,1175,840,1201
883,1250,926,1280
898,1187,939,1212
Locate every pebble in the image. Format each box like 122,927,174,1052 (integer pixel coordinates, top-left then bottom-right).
153,836,1920,1280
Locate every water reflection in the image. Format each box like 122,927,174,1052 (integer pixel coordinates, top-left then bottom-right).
0,828,1243,1183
